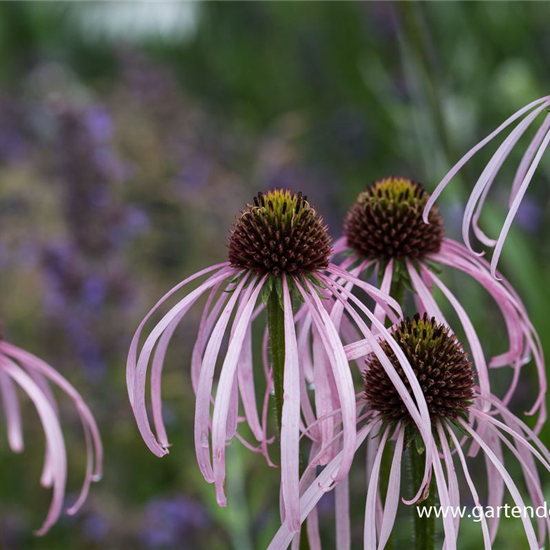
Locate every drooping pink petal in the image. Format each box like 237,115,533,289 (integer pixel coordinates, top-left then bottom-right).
491,125,550,277
194,274,251,483
296,281,357,484
1,343,103,510
436,422,461,541
364,426,390,550
459,418,540,549
212,275,266,506
237,326,264,442
447,427,492,549
461,100,550,253
190,283,226,392
510,112,550,203
377,425,404,550
278,275,302,532
406,261,447,324
268,423,377,550
434,241,547,426
335,472,350,550
127,262,231,400
477,412,550,546
0,369,24,453
132,267,235,458
373,260,394,325
327,265,402,324
423,96,550,224
483,394,550,465
430,437,457,550
312,323,335,465
0,356,67,536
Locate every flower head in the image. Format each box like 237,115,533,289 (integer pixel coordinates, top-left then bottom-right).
228,190,332,275
0,334,102,535
424,95,550,276
364,314,474,423
127,188,434,533
344,177,443,261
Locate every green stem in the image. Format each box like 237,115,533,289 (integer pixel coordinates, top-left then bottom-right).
377,267,407,550
410,443,435,550
267,286,310,550
267,288,285,430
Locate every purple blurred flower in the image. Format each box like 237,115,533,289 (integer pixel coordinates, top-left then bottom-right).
141,496,209,549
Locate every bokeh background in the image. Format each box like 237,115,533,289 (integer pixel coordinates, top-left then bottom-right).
0,2,549,549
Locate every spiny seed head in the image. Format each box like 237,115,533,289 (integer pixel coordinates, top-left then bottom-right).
344,177,444,261
228,189,332,276
364,314,474,423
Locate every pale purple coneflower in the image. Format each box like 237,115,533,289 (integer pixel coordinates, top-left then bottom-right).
0,336,103,535
423,95,550,276
332,176,546,431
269,315,550,550
126,188,435,533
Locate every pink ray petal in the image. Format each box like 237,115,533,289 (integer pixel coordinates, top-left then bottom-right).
430,437,457,550
267,422,377,550
447,426,492,549
127,263,231,400
377,425,404,550
0,370,24,453
212,275,266,506
132,268,234,457
364,426,390,549
462,101,550,253
0,356,67,536
279,275,302,532
423,96,550,224
491,126,550,277
459,418,539,549
297,281,357,484
194,274,251,482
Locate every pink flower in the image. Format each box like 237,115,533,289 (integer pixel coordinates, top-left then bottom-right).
332,177,545,431
0,338,102,535
423,95,550,276
127,189,434,532
269,316,550,550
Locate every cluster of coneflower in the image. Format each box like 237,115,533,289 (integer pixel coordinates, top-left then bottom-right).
4,96,549,550
129,136,550,550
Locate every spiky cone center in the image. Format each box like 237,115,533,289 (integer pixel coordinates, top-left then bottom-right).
228,189,332,276
344,177,444,261
364,314,475,424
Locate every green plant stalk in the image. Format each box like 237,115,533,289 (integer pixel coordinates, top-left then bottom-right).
377,265,407,550
410,441,435,550
267,288,285,430
267,286,310,550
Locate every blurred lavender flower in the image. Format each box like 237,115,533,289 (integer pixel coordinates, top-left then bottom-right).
515,194,544,233
141,496,209,549
0,95,29,164
40,103,143,379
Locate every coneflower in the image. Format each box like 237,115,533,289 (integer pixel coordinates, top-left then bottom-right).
269,315,550,550
0,334,102,535
127,189,434,532
423,95,550,276
333,177,545,430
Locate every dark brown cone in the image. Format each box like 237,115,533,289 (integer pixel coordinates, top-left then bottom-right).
344,177,444,261
364,314,475,423
228,189,332,276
